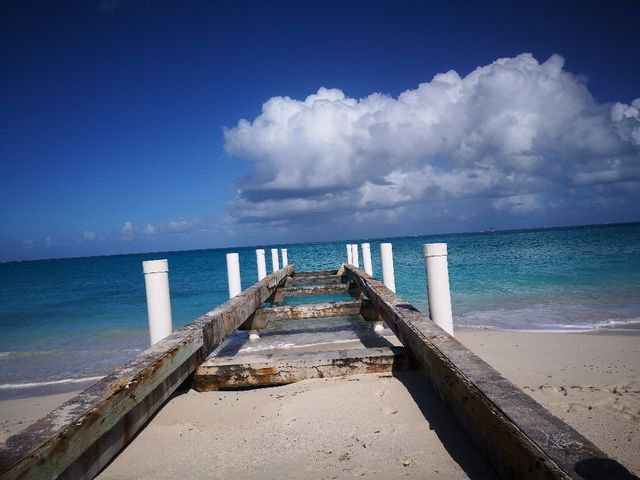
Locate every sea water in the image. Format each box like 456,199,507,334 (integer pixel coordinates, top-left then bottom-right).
1,223,639,396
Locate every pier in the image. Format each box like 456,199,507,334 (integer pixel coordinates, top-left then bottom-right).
0,253,636,479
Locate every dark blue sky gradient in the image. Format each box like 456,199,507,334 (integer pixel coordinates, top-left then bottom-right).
1,0,639,260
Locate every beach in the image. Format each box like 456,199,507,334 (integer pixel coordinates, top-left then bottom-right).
87,330,640,478
457,330,640,474
1,330,638,476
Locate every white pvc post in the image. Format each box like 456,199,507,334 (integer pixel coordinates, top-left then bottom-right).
423,243,454,337
256,249,267,281
281,248,288,267
271,248,280,272
362,243,373,276
226,253,242,298
380,243,396,293
352,243,360,268
347,244,353,265
142,259,173,346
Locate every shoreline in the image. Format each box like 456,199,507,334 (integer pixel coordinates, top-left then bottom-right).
2,330,638,475
2,325,638,397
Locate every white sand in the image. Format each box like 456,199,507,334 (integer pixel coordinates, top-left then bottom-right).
2,331,638,477
457,331,640,474
0,391,80,444
98,372,497,479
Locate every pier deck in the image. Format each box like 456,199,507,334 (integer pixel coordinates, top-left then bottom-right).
1,266,636,479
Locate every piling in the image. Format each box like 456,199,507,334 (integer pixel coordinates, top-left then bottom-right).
256,249,267,280
361,243,373,275
380,243,396,293
347,244,353,265
352,243,360,268
142,259,173,345
271,248,280,272
423,243,454,336
226,253,242,298
281,248,288,266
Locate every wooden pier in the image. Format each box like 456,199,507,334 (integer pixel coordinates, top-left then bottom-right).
0,265,636,479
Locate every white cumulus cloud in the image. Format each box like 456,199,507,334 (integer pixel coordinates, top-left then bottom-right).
223,53,640,231
83,230,97,241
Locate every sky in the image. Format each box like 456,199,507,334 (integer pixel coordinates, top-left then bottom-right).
1,0,639,261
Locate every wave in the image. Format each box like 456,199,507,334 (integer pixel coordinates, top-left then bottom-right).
0,375,104,391
0,348,142,360
457,317,640,333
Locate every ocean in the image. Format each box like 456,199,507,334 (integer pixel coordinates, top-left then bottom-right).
1,223,639,397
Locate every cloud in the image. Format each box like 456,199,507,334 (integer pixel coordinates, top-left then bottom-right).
140,223,156,236
116,218,222,240
83,230,97,241
224,53,640,231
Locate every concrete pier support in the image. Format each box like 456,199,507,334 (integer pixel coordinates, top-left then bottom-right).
271,248,280,272
256,249,267,281
347,244,353,265
142,259,173,346
361,243,373,276
226,253,242,298
423,243,454,336
281,248,288,267
380,243,396,293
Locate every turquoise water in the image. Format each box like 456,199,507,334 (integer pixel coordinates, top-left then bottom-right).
1,223,639,393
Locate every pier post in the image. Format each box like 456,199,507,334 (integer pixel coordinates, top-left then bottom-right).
256,249,267,280
423,243,454,336
142,259,173,346
361,243,373,276
226,253,242,298
281,248,288,266
380,243,396,293
352,243,360,268
347,244,353,265
271,248,280,272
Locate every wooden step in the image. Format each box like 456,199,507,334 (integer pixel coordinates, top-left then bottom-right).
291,269,339,278
193,346,415,391
240,300,378,330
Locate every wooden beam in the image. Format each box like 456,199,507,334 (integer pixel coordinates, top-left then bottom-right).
280,283,358,296
287,275,343,285
241,300,377,330
0,266,293,480
193,347,415,390
344,266,635,480
292,269,339,278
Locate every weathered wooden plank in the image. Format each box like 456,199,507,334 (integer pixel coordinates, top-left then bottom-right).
344,265,636,480
287,275,343,285
193,346,414,390
280,283,359,296
241,300,377,330
292,269,338,278
0,266,293,480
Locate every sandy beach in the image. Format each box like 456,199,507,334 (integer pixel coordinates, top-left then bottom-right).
98,330,639,478
457,331,640,475
2,330,638,478
98,371,498,479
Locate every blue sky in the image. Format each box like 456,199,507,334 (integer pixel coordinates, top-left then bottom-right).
1,0,639,261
